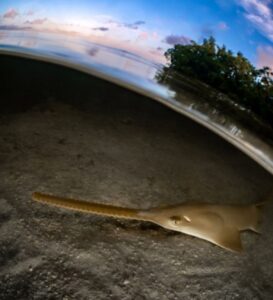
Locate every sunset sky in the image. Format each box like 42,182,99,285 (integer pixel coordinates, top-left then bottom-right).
0,0,272,67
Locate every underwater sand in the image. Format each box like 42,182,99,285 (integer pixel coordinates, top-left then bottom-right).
0,56,273,299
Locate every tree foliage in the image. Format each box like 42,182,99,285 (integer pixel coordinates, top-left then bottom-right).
163,37,273,128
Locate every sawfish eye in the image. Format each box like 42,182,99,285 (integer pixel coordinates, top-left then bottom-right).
170,215,182,225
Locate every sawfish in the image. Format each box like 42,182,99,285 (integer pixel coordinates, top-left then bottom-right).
32,192,266,252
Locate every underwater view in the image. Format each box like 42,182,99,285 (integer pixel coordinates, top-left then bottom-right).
1,1,273,299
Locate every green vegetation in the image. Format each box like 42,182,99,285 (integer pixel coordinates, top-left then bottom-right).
160,37,273,129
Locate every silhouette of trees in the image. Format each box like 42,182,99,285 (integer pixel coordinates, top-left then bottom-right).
160,37,273,129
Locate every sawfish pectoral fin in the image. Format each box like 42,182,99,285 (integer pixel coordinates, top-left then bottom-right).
195,212,243,252
212,226,243,253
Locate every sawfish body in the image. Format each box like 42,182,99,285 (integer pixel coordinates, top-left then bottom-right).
32,192,265,252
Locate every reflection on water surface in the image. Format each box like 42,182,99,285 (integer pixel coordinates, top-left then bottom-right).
1,29,273,175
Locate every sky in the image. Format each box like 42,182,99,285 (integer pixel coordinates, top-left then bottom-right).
0,0,272,68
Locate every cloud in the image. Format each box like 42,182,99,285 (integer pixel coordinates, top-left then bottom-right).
257,45,273,69
87,47,99,56
0,25,31,31
134,21,145,26
3,8,19,19
25,10,34,16
25,18,47,25
163,34,192,45
108,19,145,30
123,20,146,30
138,31,149,40
239,0,271,17
92,27,109,31
150,46,165,56
151,32,159,40
217,21,229,30
237,0,273,41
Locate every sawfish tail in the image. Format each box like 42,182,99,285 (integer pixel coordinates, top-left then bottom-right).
250,200,268,233
32,192,150,221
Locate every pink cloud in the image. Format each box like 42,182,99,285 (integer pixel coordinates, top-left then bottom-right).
0,31,7,40
3,8,19,19
138,31,149,40
257,46,273,69
151,32,159,40
218,22,229,30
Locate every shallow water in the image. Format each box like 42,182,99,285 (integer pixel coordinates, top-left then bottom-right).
0,57,273,299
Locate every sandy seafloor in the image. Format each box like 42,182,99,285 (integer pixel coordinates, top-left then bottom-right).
0,56,273,300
